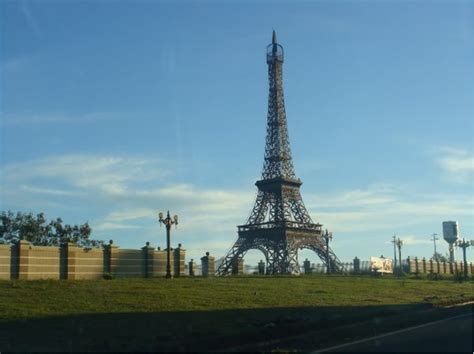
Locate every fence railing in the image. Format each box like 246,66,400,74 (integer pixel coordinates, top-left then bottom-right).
231,258,472,275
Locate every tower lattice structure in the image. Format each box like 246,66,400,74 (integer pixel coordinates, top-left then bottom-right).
216,32,343,276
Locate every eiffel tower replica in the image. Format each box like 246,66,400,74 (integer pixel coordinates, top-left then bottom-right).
216,32,343,276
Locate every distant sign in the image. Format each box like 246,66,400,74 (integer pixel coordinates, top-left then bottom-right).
370,257,393,274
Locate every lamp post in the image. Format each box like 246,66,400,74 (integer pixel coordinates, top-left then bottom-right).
322,229,333,274
391,235,398,271
396,238,403,275
431,233,439,260
158,211,178,279
456,238,471,279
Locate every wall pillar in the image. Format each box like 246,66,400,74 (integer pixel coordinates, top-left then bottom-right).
174,243,186,276
0,245,12,280
104,240,119,275
201,252,215,277
353,257,360,274
232,257,244,275
258,260,265,275
17,240,31,280
142,242,154,278
188,259,196,276
303,258,311,274
66,242,80,280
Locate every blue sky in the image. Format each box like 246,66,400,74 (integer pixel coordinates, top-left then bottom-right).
1,0,473,264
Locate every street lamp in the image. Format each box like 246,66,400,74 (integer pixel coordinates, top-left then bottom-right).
322,229,333,274
456,238,471,279
391,235,398,271
158,211,179,279
396,238,403,275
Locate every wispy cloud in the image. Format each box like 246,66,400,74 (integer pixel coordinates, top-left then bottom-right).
306,183,473,233
93,222,141,231
105,208,155,222
308,183,400,209
3,154,167,191
396,235,432,246
0,112,115,126
20,0,43,39
384,234,432,246
430,146,474,184
1,154,472,260
18,185,79,196
0,55,33,74
1,154,252,239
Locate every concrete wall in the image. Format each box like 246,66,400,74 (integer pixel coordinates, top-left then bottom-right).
152,249,171,277
0,241,186,280
67,243,105,280
18,240,61,280
113,249,146,277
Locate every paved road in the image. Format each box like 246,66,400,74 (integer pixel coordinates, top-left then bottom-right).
316,312,473,352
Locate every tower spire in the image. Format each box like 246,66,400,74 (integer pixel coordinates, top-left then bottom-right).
272,30,277,44
262,30,294,179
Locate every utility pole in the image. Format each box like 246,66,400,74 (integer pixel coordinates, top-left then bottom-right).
322,229,333,274
391,235,397,272
431,233,439,259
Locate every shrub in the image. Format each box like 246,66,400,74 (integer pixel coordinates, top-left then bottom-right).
427,273,444,281
103,273,115,280
453,271,466,283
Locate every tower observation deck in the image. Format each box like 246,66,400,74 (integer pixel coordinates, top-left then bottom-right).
216,31,342,275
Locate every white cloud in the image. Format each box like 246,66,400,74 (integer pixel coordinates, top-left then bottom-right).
431,146,474,184
438,156,474,173
396,235,432,246
18,185,79,196
2,154,473,262
1,154,253,241
105,208,155,222
308,183,400,210
306,183,473,233
3,154,167,191
93,222,141,231
0,112,115,126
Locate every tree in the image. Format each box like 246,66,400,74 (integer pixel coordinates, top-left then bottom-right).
0,211,103,248
431,252,448,263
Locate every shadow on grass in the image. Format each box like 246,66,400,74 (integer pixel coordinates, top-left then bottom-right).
0,303,437,352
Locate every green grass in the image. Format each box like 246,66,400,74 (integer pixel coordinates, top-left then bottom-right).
0,275,472,351
0,275,471,319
